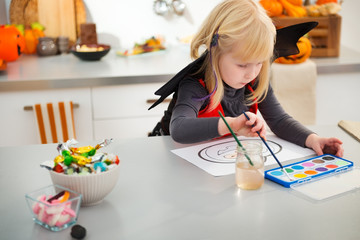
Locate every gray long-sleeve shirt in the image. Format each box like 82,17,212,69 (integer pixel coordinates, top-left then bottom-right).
170,77,313,146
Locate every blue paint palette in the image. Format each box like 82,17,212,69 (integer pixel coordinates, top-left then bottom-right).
265,154,353,188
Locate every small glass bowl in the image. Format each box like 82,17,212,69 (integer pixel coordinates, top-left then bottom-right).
25,185,82,231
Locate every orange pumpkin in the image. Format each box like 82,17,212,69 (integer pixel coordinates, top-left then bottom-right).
286,0,303,6
259,0,283,17
0,26,25,62
278,0,307,17
316,0,337,5
275,37,312,64
23,28,45,54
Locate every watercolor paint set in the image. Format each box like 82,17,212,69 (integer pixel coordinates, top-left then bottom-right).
265,154,360,201
265,154,353,187
265,154,352,187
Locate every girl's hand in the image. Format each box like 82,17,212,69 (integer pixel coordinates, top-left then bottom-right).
305,133,344,157
218,111,266,138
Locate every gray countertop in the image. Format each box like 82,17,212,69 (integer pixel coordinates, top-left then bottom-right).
0,125,360,240
1,46,360,92
0,47,191,91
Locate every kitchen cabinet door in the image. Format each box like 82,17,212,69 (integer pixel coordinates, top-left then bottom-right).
0,88,93,147
92,83,169,119
93,117,161,140
92,83,170,139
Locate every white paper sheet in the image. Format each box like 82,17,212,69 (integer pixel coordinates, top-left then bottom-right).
171,135,315,176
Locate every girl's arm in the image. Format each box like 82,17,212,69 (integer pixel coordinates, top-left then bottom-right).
170,79,220,143
170,78,266,143
259,84,343,156
258,84,313,147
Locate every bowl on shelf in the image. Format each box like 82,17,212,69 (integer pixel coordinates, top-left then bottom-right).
49,164,120,206
70,44,111,61
25,184,82,231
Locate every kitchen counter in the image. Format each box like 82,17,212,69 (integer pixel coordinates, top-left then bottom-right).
314,46,360,74
1,45,360,92
0,46,191,92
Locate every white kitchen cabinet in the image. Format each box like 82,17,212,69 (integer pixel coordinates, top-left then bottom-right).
92,83,170,140
0,88,93,147
0,83,169,146
93,117,162,140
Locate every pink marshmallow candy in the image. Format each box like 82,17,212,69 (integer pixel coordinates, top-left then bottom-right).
31,194,76,228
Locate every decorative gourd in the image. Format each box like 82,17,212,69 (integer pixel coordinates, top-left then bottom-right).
316,0,337,5
274,37,312,64
259,0,283,17
23,28,45,54
0,25,25,62
306,2,341,16
278,0,307,17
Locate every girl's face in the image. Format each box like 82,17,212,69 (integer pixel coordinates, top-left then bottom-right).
218,51,263,89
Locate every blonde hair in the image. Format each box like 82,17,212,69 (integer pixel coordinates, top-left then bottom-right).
191,0,276,111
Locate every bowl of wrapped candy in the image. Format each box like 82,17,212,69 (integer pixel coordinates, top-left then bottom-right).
42,139,120,206
25,184,81,231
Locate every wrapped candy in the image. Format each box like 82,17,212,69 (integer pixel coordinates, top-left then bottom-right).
42,139,119,175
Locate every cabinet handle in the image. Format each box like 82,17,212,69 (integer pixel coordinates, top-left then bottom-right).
146,99,171,104
24,103,80,111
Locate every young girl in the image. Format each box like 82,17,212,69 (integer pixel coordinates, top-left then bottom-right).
151,0,343,157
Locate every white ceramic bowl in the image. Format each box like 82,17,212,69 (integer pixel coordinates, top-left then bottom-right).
49,165,120,206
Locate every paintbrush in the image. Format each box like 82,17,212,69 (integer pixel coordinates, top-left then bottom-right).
218,111,254,166
242,111,294,181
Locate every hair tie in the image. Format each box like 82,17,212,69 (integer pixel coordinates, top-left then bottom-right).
211,33,219,47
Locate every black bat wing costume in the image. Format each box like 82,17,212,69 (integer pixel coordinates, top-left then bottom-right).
148,21,318,136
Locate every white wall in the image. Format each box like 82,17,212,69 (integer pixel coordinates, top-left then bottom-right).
316,72,360,125
339,0,360,53
1,0,220,49
1,0,359,51
83,0,220,49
